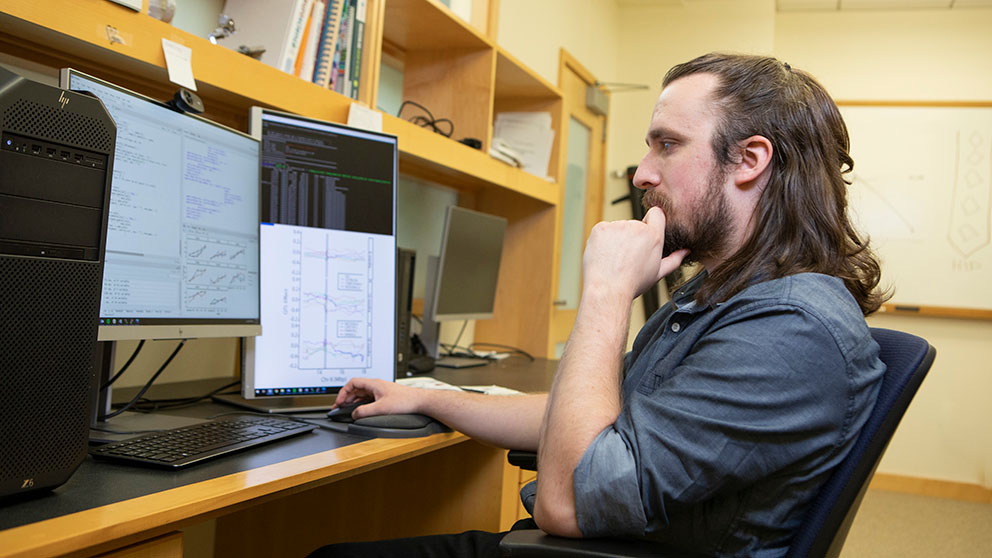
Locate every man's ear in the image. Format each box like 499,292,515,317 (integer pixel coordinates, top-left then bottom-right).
734,135,773,188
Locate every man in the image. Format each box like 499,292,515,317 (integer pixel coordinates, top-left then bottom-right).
309,52,887,557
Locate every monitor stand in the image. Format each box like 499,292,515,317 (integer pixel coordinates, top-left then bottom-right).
212,392,337,414
435,356,488,369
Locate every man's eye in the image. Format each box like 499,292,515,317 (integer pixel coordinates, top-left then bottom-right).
660,141,674,152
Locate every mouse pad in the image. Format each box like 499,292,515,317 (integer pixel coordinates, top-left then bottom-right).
323,414,450,439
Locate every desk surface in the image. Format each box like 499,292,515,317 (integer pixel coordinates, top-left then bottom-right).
0,357,557,558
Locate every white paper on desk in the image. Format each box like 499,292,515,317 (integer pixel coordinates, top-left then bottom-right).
396,377,462,391
493,112,554,180
161,38,197,91
460,385,525,396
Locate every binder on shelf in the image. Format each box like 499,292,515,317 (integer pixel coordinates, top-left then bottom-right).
312,0,343,87
219,0,313,75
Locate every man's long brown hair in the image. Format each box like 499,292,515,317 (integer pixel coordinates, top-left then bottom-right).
663,53,889,315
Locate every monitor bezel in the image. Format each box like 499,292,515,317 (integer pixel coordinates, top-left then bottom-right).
242,107,399,402
59,68,263,341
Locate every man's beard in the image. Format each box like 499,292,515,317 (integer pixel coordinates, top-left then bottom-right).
641,166,733,265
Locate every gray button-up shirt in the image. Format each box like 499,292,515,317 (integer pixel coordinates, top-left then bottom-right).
523,272,884,557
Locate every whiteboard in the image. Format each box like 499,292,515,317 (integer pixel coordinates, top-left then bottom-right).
840,104,992,312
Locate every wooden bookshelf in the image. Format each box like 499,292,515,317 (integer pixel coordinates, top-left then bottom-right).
0,0,565,357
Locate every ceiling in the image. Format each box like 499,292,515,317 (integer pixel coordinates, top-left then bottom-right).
618,0,992,10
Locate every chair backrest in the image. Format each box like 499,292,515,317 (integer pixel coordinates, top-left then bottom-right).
785,327,936,558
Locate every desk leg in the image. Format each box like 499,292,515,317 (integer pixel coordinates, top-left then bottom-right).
214,440,512,557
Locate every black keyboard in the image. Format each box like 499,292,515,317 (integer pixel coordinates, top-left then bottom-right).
90,415,317,468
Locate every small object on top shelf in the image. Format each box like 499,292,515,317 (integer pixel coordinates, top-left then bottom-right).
397,100,453,137
489,137,522,167
208,14,237,45
147,0,176,23
237,45,266,59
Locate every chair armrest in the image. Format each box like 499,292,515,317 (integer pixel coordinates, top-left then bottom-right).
507,450,537,470
499,529,682,557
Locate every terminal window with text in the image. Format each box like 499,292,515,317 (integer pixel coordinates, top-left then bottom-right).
61,69,261,342
244,109,397,399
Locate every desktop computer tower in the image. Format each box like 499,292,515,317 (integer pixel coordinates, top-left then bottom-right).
395,248,415,377
0,66,115,499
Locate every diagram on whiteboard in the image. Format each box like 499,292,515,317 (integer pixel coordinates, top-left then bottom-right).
841,105,992,311
948,130,991,258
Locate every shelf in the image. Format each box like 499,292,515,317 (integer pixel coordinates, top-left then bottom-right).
383,0,491,51
495,47,560,99
0,0,561,357
0,0,555,205
493,46,564,183
384,114,557,205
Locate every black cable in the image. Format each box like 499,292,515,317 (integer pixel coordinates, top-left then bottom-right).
444,320,469,356
126,379,240,412
397,100,453,137
100,340,186,420
100,339,146,391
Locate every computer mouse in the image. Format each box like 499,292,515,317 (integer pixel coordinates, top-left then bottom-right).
326,399,372,422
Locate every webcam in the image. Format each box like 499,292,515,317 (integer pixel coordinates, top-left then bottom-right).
167,88,204,114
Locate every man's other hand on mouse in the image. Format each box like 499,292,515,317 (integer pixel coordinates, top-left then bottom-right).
333,378,422,420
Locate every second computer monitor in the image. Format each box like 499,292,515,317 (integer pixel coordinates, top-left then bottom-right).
422,206,508,361
236,108,397,411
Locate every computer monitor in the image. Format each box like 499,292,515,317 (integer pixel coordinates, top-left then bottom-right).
217,108,397,413
60,69,261,438
421,206,507,366
60,69,262,341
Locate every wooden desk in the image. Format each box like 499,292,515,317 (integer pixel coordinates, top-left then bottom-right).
0,358,557,558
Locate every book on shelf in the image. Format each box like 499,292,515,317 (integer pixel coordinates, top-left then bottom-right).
331,0,354,95
295,0,325,81
312,0,343,87
347,0,367,99
282,0,316,74
220,0,313,75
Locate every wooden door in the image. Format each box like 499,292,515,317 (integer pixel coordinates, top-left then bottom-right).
550,50,607,356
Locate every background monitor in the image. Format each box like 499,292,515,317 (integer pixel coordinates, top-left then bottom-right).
60,69,262,342
220,108,397,413
421,206,507,365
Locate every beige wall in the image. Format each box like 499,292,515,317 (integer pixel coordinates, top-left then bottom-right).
775,7,992,489
499,0,992,489
498,0,622,88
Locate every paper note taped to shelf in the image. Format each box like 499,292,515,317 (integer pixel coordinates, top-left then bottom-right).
161,38,196,91
348,102,383,133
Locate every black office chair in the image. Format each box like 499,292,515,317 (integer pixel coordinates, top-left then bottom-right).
499,327,936,558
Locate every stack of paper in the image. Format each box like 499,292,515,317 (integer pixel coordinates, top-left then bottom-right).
492,112,555,180
396,377,524,396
